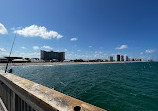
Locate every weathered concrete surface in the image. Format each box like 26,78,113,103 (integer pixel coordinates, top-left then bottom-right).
0,70,106,111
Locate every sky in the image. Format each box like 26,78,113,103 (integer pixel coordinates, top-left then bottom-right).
0,0,158,60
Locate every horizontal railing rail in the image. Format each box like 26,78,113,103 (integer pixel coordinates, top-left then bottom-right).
0,70,106,111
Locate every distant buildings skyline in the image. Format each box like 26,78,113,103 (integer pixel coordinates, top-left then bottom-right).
114,54,142,62
0,49,146,62
0,50,151,63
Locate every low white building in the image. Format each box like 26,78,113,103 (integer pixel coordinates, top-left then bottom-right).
0,58,8,63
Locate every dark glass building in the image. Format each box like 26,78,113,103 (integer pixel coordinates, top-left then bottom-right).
115,54,121,61
40,50,65,62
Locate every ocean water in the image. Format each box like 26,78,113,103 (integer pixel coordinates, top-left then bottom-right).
0,62,158,111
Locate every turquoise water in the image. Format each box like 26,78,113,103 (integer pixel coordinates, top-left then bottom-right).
1,62,158,111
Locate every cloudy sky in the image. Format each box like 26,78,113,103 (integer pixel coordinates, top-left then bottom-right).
0,0,158,60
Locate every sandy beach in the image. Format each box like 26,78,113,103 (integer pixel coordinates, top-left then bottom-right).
0,61,147,67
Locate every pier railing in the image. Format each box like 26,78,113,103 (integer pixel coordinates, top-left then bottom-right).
0,70,106,111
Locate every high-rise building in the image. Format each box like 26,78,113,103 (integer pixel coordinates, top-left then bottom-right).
120,55,124,61
108,56,113,62
41,50,65,62
115,54,121,61
124,55,128,61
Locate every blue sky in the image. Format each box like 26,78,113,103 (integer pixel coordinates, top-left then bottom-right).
0,0,158,60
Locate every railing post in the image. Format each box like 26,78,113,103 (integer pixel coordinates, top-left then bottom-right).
11,92,15,111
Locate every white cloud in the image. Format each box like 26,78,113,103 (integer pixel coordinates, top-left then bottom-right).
14,25,63,39
0,23,8,34
145,49,155,53
140,52,143,55
64,49,68,52
115,45,128,50
42,45,53,50
17,52,40,58
95,51,103,54
88,46,92,48
0,51,9,57
33,46,39,50
0,51,40,58
68,54,104,60
21,46,26,49
70,37,78,41
66,50,107,60
11,26,22,31
0,48,6,52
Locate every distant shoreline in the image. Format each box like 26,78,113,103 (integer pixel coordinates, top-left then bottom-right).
0,61,150,67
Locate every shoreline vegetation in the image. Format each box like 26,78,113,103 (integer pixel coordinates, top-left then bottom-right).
0,61,150,66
